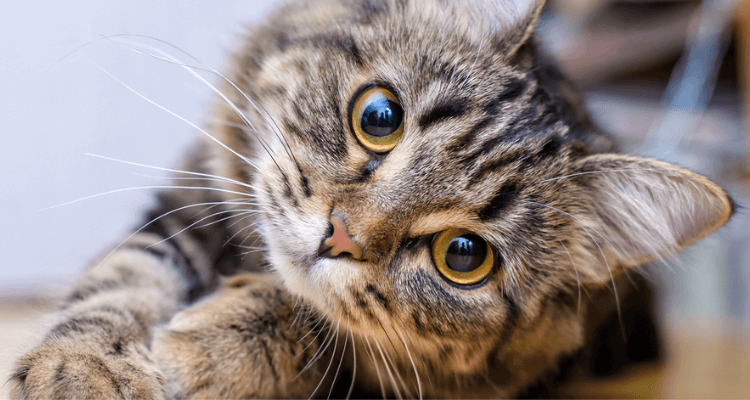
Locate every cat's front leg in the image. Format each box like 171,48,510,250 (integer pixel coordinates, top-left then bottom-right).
7,213,220,399
153,273,335,399
10,327,167,399
8,237,196,399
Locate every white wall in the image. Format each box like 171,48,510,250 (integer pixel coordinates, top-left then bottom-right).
0,1,281,293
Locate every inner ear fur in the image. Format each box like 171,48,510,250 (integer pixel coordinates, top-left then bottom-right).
492,0,547,58
574,154,732,279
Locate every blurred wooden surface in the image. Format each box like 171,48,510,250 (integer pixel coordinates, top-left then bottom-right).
558,319,750,398
2,300,749,398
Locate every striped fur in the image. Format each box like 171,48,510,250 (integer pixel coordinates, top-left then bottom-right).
10,0,733,398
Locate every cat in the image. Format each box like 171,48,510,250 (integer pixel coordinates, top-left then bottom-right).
9,0,734,398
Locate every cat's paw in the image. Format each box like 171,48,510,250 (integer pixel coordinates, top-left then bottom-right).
9,337,168,400
153,273,332,399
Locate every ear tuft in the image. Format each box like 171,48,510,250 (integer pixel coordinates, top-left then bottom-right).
576,154,732,270
488,0,547,57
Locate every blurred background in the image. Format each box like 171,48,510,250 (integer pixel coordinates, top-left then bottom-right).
1,0,748,397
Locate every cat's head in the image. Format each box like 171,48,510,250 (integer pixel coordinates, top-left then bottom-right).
211,0,732,394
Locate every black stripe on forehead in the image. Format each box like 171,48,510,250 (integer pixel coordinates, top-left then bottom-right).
519,135,564,170
453,102,562,167
467,152,522,187
418,98,470,130
446,115,494,154
477,180,521,221
483,78,528,115
445,78,529,155
281,33,367,68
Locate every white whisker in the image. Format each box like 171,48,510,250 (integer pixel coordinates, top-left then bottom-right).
193,210,259,230
395,329,422,400
103,35,295,176
309,315,341,400
558,239,582,314
89,199,249,272
46,185,252,211
327,319,348,400
375,340,402,400
85,153,257,191
539,167,671,183
523,200,623,330
94,65,261,170
346,329,357,400
364,337,387,400
146,208,256,249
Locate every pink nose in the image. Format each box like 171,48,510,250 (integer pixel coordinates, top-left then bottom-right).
318,215,363,260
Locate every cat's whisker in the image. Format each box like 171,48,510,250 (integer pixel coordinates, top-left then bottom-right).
210,116,302,185
376,321,414,398
95,65,265,173
522,200,624,333
104,36,275,153
231,223,263,247
288,297,307,333
108,35,297,179
239,246,265,256
300,305,318,331
297,313,327,345
101,34,216,74
381,334,412,399
364,336,387,400
226,220,263,245
146,208,257,249
558,239,582,314
86,198,250,272
46,185,252,211
235,234,263,251
127,171,260,193
298,315,337,376
399,330,433,393
297,315,335,387
294,309,315,335
85,153,258,191
193,209,259,230
327,317,348,400
395,328,423,400
236,232,265,256
346,328,357,400
226,211,260,230
309,314,341,400
374,340,403,400
539,167,673,184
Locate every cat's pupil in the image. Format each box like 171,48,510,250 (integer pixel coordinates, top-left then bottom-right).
360,97,403,137
445,234,487,273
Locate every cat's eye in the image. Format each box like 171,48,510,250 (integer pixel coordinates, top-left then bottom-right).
351,86,404,152
431,229,494,285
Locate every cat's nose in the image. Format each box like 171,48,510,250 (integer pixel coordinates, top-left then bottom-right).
317,214,363,260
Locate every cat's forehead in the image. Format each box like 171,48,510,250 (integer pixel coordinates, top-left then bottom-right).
255,0,538,72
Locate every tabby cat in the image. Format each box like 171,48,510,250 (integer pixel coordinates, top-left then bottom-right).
9,0,733,398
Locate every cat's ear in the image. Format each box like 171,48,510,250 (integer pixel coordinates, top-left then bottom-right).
573,154,732,280
488,0,547,57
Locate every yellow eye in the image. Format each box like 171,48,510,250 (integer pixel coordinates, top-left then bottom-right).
432,229,494,285
351,86,404,153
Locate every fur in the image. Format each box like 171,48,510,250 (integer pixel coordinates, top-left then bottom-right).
10,0,732,398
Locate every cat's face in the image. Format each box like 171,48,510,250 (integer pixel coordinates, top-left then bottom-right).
233,0,579,365
211,0,732,389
